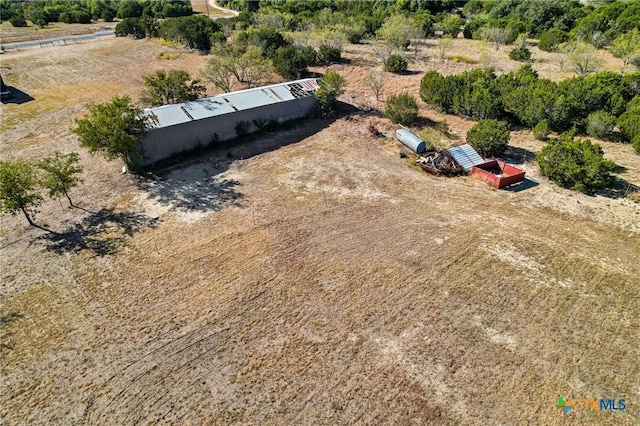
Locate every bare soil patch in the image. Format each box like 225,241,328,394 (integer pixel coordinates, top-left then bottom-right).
1,37,639,425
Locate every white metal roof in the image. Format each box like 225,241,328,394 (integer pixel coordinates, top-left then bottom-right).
145,78,319,129
447,144,485,171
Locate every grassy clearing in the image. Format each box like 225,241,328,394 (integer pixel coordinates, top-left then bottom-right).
1,36,639,425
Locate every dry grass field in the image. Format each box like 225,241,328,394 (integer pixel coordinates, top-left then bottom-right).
1,35,639,425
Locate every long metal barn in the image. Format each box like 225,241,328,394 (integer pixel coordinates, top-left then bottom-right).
137,78,320,166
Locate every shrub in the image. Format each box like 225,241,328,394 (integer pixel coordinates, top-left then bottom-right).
617,100,640,141
538,28,569,52
533,120,551,141
633,134,640,154
509,45,531,61
316,71,345,115
585,110,617,140
466,119,510,157
318,44,341,63
385,92,419,125
384,54,408,74
536,137,615,194
273,46,309,79
9,14,27,27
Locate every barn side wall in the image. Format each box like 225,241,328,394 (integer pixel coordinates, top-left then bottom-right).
138,96,317,167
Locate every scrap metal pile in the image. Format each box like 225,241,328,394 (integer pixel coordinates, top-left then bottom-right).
415,150,464,176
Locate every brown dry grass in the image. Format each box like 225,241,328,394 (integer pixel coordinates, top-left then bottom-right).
1,36,639,425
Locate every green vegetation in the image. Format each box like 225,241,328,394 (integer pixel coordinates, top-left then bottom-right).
0,161,43,226
538,28,569,52
385,92,418,126
585,110,616,140
509,45,531,62
1,0,192,27
466,119,510,157
142,70,206,107
37,152,82,207
316,71,345,116
72,96,150,171
617,97,640,143
384,54,408,74
533,119,551,141
421,65,640,137
536,136,615,194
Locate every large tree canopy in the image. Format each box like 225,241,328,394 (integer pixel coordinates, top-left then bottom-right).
72,96,151,170
142,69,206,107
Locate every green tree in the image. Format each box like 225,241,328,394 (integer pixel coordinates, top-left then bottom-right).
201,55,236,93
0,161,43,226
617,103,640,142
315,71,345,115
610,30,640,67
385,92,419,125
536,136,615,194
72,96,150,171
272,46,308,79
142,69,206,106
376,14,423,51
36,152,83,207
466,119,511,157
538,28,569,52
9,14,27,27
566,41,603,76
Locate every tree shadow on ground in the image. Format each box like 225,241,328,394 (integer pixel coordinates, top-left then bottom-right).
136,114,343,215
598,177,639,200
502,146,536,165
36,208,159,256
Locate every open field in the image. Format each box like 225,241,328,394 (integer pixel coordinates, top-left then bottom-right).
1,36,639,425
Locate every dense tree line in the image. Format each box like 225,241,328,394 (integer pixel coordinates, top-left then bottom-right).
463,0,640,49
420,65,640,143
1,0,192,27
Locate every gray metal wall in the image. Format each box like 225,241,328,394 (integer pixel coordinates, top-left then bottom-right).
138,96,317,166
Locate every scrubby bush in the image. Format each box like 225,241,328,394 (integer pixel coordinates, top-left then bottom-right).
9,14,27,27
633,134,640,154
536,137,615,194
533,119,551,141
384,54,408,73
466,119,511,157
617,98,640,141
509,45,531,61
538,28,569,52
318,44,341,63
585,110,617,139
316,71,345,115
385,92,419,125
272,46,309,79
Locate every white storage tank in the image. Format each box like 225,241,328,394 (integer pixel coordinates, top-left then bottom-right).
395,128,426,154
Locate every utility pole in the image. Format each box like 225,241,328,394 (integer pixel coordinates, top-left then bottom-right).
205,0,210,18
